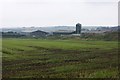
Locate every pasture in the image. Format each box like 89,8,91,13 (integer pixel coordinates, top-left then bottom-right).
2,38,119,78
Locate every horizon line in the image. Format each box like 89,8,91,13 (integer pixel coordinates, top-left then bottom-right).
0,25,118,29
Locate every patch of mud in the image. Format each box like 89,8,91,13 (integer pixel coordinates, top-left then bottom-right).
64,59,80,63
28,46,90,54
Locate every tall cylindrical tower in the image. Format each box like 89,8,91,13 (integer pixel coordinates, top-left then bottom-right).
76,23,81,34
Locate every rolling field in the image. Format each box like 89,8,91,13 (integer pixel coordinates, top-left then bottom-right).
2,38,119,78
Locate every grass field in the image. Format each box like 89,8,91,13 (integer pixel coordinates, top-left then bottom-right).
2,38,119,78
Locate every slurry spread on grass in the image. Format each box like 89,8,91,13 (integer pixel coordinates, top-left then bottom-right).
2,39,118,78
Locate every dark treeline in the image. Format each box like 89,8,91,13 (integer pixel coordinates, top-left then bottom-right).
81,31,119,41
2,32,25,38
1,31,119,41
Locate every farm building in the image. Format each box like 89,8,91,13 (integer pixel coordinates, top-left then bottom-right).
76,23,81,34
53,30,75,35
30,23,82,37
30,30,49,37
53,23,82,35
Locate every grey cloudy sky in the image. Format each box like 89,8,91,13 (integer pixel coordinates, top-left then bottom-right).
0,0,119,28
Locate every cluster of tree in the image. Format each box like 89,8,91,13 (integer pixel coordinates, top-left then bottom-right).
2,32,25,38
81,31,119,41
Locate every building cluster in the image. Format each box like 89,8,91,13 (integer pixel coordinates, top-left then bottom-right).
2,23,118,38
30,23,82,37
2,23,82,38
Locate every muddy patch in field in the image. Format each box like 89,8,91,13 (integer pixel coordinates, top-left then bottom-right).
64,59,80,63
28,46,91,54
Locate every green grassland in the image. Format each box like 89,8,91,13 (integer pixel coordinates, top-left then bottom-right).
2,38,119,78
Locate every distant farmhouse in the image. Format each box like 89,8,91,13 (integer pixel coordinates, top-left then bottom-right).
53,23,82,36
30,23,82,37
30,30,49,37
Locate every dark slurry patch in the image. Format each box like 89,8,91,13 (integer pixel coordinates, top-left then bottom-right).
28,46,91,54
64,60,80,63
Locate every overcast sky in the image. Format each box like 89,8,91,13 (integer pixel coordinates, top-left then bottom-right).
0,0,119,28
